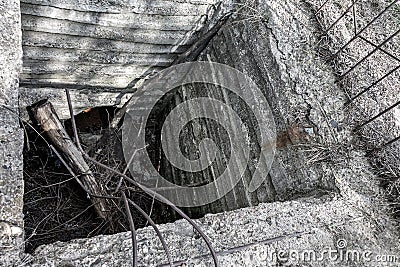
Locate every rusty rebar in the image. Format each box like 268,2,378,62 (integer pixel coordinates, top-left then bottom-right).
128,199,173,267
84,155,219,266
352,0,357,35
158,231,313,267
65,89,220,266
65,89,81,148
122,192,138,267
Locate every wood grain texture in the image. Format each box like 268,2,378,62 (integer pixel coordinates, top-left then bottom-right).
31,100,113,219
20,0,214,15
20,0,219,103
21,3,202,31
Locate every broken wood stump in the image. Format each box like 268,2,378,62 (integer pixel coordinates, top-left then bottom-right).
31,99,113,220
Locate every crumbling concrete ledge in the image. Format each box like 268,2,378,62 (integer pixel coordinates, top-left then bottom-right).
26,0,400,266
1,0,399,266
29,154,399,266
0,0,25,265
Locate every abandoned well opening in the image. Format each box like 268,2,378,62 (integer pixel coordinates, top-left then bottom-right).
23,83,338,252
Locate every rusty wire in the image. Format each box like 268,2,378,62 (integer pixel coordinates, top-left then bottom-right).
323,0,360,33
315,0,330,14
315,0,400,221
339,28,400,79
347,66,400,104
358,101,400,129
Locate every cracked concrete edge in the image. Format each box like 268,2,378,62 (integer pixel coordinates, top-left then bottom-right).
262,0,351,144
25,0,400,266
27,153,399,266
0,0,25,264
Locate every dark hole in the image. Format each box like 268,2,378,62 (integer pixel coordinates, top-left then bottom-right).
23,106,176,253
23,84,337,253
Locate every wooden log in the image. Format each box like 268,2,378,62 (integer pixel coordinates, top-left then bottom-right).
31,100,112,219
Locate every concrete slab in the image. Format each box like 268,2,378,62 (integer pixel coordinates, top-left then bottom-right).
24,0,400,266
0,0,24,265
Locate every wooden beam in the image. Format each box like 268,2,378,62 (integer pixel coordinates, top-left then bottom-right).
31,100,113,219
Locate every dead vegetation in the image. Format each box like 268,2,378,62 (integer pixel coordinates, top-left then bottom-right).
23,103,174,254
23,90,221,267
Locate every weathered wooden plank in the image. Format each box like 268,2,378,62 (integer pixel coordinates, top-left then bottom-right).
22,32,188,54
21,47,171,86
22,60,160,75
18,0,221,105
19,87,136,119
21,60,162,88
20,0,214,15
23,47,175,65
21,3,203,31
22,15,196,45
21,73,145,88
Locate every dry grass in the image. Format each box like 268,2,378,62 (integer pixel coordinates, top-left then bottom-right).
307,0,400,217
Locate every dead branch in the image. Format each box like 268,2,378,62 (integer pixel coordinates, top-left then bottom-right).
30,99,113,220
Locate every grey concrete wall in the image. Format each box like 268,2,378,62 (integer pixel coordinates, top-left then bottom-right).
23,0,400,266
0,0,24,265
143,0,342,216
29,159,400,266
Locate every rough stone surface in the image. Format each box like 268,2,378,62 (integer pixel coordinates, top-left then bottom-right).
0,0,25,265
306,0,400,213
23,0,400,266
28,152,399,266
